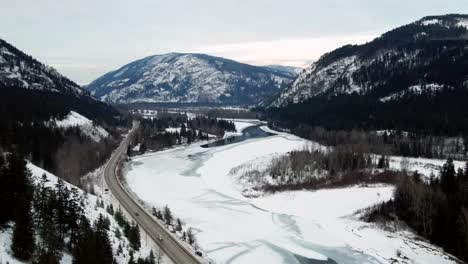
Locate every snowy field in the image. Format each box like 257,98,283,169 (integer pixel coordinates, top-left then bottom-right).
125,121,458,264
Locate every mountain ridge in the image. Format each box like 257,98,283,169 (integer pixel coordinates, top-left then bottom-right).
85,52,296,106
266,14,468,135
271,14,468,107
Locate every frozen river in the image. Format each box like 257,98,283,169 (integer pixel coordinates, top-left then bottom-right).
124,122,453,264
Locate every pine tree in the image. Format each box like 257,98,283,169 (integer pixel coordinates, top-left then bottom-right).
128,250,135,264
36,246,60,264
187,228,195,245
1,152,30,224
128,222,141,250
176,218,182,232
163,205,172,225
114,208,126,227
67,187,83,249
106,203,115,215
441,158,456,194
94,214,114,264
11,196,35,260
148,250,156,264
115,227,122,239
5,151,35,261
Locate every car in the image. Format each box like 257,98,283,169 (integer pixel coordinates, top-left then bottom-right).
195,251,203,257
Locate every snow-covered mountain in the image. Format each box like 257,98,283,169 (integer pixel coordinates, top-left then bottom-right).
0,39,85,96
0,38,123,181
85,53,295,106
271,14,468,107
0,38,119,125
262,65,301,78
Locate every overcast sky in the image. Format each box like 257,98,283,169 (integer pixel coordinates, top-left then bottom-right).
1,0,467,84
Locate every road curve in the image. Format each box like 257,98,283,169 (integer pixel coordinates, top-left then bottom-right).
104,122,202,264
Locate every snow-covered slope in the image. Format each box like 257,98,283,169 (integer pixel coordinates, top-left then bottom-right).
48,111,109,142
0,162,156,264
0,38,119,126
271,14,468,107
86,53,294,106
379,83,453,102
0,39,84,96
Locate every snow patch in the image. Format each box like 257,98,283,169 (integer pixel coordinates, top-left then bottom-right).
421,19,441,26
456,18,468,29
380,83,451,102
51,111,109,142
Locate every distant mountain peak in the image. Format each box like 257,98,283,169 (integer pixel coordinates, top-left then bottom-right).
86,53,295,106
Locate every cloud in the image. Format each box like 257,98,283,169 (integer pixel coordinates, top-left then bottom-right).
195,33,379,68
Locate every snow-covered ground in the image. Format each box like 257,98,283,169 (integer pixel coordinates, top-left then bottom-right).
222,119,265,138
48,111,109,142
124,121,458,264
388,156,465,178
0,162,160,264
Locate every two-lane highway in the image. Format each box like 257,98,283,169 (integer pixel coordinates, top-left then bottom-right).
104,122,202,264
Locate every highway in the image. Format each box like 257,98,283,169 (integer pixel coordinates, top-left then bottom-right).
103,122,202,264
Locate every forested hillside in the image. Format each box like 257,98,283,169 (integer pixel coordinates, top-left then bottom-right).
267,14,468,137
0,38,130,185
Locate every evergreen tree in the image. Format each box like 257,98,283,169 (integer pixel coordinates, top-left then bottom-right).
11,196,35,260
187,228,195,245
128,222,141,250
148,250,156,264
36,246,61,264
73,215,114,264
128,250,135,264
106,203,115,215
114,207,126,227
441,158,456,193
176,218,182,232
163,205,172,225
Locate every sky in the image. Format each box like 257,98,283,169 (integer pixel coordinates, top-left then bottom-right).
1,0,467,84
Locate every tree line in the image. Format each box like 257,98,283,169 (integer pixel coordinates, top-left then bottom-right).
0,87,130,186
151,206,196,247
288,125,467,160
246,144,395,193
131,113,236,153
0,151,114,263
363,159,468,262
0,150,160,264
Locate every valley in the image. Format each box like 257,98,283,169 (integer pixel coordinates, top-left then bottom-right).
123,120,459,264
1,6,468,264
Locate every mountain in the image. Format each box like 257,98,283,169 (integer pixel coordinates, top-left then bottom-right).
0,38,124,182
262,65,301,78
0,38,119,124
85,53,295,106
267,14,468,135
272,14,468,107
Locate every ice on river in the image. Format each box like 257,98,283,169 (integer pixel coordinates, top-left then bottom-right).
125,122,457,264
